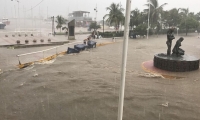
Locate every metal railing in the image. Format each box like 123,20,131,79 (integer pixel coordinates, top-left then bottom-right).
16,41,82,65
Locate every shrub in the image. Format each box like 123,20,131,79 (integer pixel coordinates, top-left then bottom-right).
99,31,124,38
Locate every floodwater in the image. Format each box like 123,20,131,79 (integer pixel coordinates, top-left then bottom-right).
0,34,200,120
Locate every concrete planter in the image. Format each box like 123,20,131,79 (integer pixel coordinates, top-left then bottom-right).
16,40,20,44
25,40,29,44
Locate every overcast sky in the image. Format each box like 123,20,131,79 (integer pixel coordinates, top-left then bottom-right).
1,0,200,20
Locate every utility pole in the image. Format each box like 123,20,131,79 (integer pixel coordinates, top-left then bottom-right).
119,2,122,31
52,16,54,36
103,17,105,34
94,4,97,21
31,6,33,33
14,5,17,32
39,7,41,36
47,6,48,19
23,6,25,29
17,0,20,33
11,0,20,33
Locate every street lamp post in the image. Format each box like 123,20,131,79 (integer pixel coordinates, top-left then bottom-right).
17,0,20,33
51,16,55,36
11,0,20,33
94,5,98,21
147,1,150,39
103,16,105,34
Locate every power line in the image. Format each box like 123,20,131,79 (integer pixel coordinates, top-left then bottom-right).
25,0,44,12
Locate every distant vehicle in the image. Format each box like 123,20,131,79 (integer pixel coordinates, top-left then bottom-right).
2,18,10,25
0,22,6,29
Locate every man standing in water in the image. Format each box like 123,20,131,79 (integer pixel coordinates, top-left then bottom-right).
166,27,175,55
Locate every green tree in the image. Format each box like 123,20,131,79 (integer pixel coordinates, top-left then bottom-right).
195,12,200,21
180,8,189,17
179,8,199,35
179,17,199,36
130,9,147,30
135,23,148,35
89,22,101,31
145,0,167,28
104,3,124,30
162,8,181,27
55,15,66,32
197,23,200,35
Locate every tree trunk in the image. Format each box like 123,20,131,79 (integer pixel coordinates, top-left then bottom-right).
186,28,188,36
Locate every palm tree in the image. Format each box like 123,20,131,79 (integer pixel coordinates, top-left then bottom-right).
55,15,66,32
162,8,181,27
180,8,189,17
130,9,140,29
145,0,167,28
104,3,124,31
195,12,200,21
179,8,199,35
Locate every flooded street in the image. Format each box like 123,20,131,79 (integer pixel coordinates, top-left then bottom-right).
1,34,200,120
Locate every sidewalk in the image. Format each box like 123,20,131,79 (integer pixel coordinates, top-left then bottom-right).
0,36,115,71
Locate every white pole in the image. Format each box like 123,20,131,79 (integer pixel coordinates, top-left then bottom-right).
23,6,25,29
18,1,20,33
31,6,33,34
47,6,48,19
14,5,17,33
147,1,150,39
117,0,131,120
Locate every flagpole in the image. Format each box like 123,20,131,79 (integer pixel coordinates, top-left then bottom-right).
117,0,132,120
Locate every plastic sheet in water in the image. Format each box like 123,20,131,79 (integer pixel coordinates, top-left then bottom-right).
67,47,80,54
88,40,97,48
74,44,87,51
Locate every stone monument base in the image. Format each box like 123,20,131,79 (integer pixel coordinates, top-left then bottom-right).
68,36,75,40
154,53,199,72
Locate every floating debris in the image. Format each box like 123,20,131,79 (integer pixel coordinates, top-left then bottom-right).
20,82,25,86
32,70,38,77
161,102,169,107
138,73,164,78
33,73,38,77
